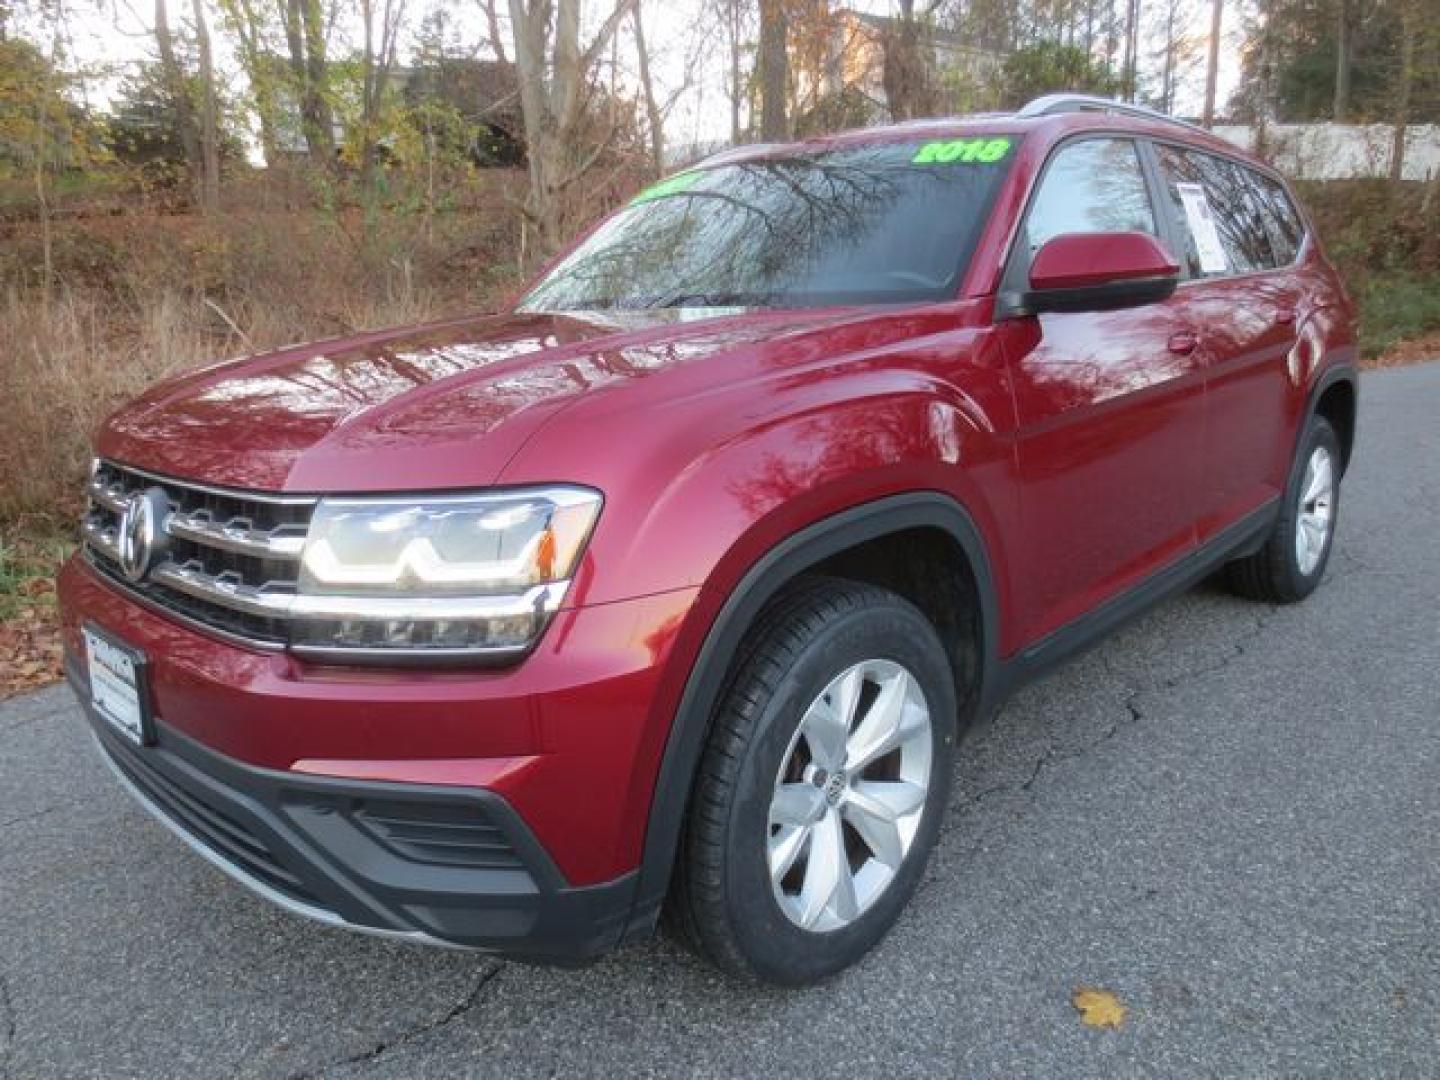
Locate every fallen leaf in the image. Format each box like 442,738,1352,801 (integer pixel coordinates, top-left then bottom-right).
1072,986,1127,1030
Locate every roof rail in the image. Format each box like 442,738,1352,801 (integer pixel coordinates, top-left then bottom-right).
691,142,790,169
1017,94,1213,138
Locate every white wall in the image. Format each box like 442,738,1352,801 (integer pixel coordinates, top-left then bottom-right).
1212,122,1440,182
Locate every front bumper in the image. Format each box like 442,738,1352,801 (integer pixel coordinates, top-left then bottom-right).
68,660,638,961
58,553,703,961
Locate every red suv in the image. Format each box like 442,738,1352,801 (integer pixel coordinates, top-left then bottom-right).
58,95,1357,984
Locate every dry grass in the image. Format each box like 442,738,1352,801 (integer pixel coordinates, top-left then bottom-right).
1,289,210,525
0,176,528,529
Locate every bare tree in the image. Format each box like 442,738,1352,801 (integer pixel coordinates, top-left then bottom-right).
721,0,751,142
192,0,220,210
507,0,637,254
1332,0,1351,120
217,0,283,165
1153,0,1185,114
1202,0,1222,126
883,0,941,121
358,0,406,181
632,1,663,173
1121,0,1140,102
154,0,204,194
758,0,788,139
282,0,335,165
478,0,507,61
1390,0,1416,183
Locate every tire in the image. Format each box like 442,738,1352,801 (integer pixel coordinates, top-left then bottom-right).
1224,414,1342,603
671,577,957,985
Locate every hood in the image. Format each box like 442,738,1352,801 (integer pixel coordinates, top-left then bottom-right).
97,307,863,493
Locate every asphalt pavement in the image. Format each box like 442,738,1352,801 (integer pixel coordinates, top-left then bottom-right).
2,361,1438,1079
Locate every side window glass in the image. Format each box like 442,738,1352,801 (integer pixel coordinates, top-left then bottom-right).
1251,171,1304,265
1156,145,1275,276
1155,145,1208,277
1024,138,1157,255
1224,159,1279,271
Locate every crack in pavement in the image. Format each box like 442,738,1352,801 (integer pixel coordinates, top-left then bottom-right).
288,962,504,1079
956,602,1282,815
0,805,62,831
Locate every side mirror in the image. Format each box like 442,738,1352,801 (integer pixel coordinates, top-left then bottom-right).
1005,231,1181,317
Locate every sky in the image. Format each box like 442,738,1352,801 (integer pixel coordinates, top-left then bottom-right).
32,0,1243,151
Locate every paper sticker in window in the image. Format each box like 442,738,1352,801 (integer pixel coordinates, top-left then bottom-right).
1175,182,1228,274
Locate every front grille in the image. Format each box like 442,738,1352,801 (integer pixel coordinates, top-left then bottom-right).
104,735,321,906
83,460,316,648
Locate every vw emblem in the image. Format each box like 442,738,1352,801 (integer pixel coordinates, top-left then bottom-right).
116,487,170,583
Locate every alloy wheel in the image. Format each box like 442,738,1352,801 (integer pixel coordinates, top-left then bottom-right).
1295,444,1335,576
766,659,933,932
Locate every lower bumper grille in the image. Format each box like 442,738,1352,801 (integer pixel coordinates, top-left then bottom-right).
355,800,525,870
101,735,319,907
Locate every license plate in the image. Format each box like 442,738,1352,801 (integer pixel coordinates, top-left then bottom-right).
83,625,152,746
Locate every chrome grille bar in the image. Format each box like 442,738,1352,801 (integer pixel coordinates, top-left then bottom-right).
166,512,307,559
83,460,316,648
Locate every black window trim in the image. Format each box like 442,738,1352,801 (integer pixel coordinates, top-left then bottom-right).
1141,134,1311,285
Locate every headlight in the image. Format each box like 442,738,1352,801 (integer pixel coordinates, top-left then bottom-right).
291,487,601,658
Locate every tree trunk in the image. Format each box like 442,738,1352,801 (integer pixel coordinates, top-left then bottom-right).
1333,0,1351,121
633,2,664,174
220,0,282,166
507,0,635,254
154,0,203,201
1203,0,1222,126
479,0,508,62
1390,1,1415,184
34,31,58,312
882,0,935,121
192,0,221,212
1121,0,1140,103
1160,2,1177,113
361,0,377,179
728,0,743,142
759,0,789,140
298,0,334,165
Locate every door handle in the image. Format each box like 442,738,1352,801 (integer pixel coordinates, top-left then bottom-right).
1167,330,1199,356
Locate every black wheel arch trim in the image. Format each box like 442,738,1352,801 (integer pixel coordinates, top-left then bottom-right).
1306,361,1358,473
622,490,1003,937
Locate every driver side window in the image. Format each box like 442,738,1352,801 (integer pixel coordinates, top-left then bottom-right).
1024,138,1158,256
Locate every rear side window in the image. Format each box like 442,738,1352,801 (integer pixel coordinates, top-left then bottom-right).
1248,170,1305,265
1022,138,1157,255
1155,144,1276,277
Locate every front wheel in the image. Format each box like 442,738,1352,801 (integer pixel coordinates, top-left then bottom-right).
1224,414,1342,603
671,578,956,985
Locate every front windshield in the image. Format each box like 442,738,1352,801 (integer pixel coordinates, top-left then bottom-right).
519,135,1018,312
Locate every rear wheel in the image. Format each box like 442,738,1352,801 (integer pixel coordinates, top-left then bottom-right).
1224,415,1341,603
672,578,956,985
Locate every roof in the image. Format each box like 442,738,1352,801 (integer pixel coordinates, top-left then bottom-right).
693,97,1250,170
